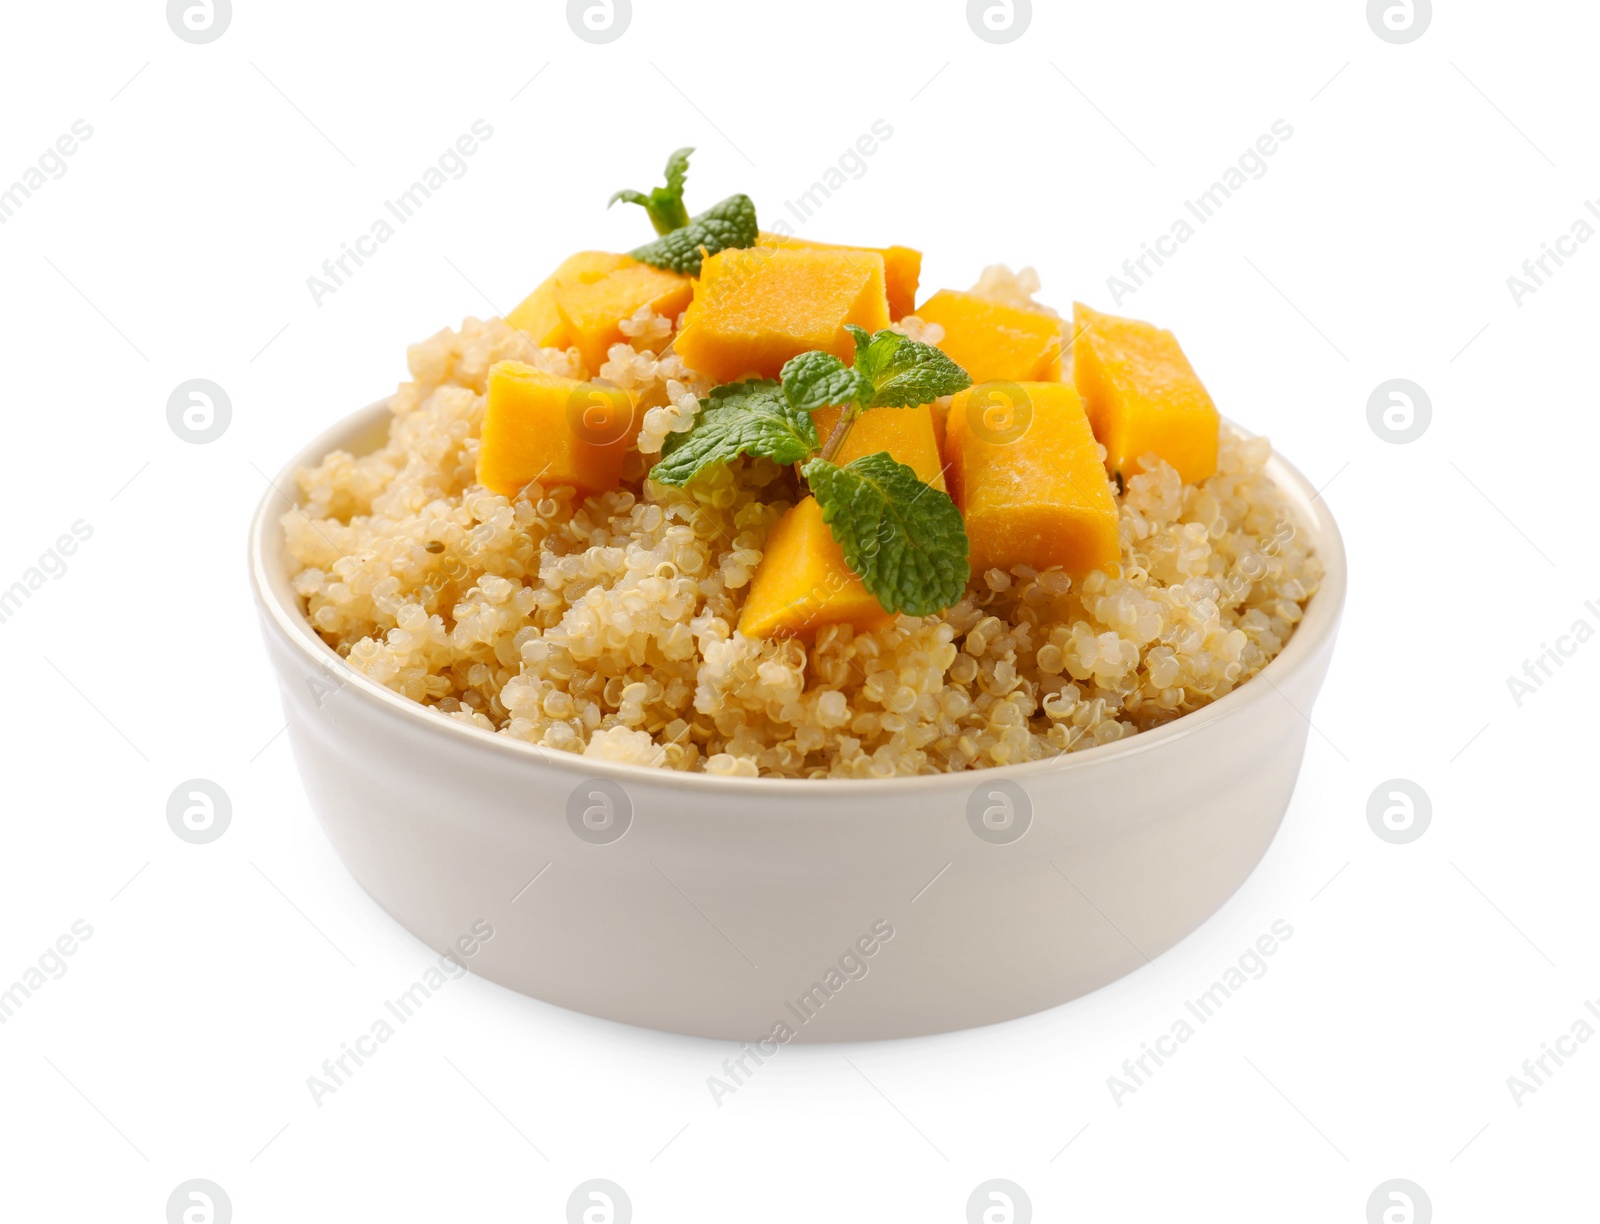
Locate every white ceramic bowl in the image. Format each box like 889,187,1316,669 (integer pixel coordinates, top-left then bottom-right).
250,399,1346,1041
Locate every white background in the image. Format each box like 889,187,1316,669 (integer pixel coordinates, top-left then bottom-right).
1,0,1596,1220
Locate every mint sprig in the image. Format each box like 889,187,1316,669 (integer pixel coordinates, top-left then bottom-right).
612,148,760,275
609,147,693,236
781,327,971,464
650,380,818,486
648,328,975,620
846,324,972,409
780,326,970,421
803,453,970,616
631,194,758,276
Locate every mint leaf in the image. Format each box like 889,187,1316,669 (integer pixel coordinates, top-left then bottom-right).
650,380,818,486
662,146,691,199
843,326,972,408
631,194,758,276
780,350,871,414
846,325,903,384
869,339,971,408
609,147,694,236
803,453,970,616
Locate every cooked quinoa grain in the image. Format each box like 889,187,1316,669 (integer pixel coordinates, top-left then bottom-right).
284,276,1320,779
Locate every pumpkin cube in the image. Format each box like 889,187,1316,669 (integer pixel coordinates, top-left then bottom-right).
506,251,635,349
1072,302,1219,484
477,361,634,500
756,231,922,320
811,404,947,491
947,381,1119,578
738,496,891,640
556,262,693,374
916,289,1064,384
675,247,890,383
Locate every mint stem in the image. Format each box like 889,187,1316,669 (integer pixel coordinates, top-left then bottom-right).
818,403,860,465
797,401,859,497
649,199,689,235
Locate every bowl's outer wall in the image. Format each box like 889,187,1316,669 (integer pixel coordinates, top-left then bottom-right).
263,614,1332,1041
254,402,1343,1040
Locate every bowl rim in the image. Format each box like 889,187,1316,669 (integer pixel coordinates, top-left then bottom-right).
249,396,1347,797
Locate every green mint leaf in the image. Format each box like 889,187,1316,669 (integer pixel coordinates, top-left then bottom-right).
867,338,972,409
662,146,691,199
631,193,758,276
609,146,694,236
779,350,871,415
847,325,903,384
845,323,874,361
650,380,819,486
842,327,973,408
803,453,970,616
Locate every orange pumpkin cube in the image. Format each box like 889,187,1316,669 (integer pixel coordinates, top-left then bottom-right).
477,361,634,500
947,381,1119,578
738,496,891,640
811,404,947,491
676,247,890,383
1072,302,1219,484
555,262,693,374
916,289,1064,384
505,251,635,349
756,231,922,320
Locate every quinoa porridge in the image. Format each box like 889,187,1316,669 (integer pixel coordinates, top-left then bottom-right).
282,154,1320,779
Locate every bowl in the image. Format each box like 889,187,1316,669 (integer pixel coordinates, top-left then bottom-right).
249,398,1346,1041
